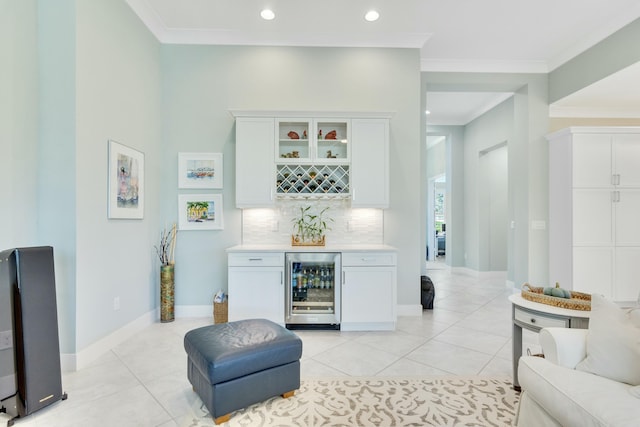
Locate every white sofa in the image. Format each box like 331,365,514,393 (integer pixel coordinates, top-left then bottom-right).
514,327,640,427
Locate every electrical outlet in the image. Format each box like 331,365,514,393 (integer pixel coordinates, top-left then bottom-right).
0,330,12,350
113,297,120,311
271,220,279,232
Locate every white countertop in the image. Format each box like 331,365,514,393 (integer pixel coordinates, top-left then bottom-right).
508,293,591,318
226,244,397,253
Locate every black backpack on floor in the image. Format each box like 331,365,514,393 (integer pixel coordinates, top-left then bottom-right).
421,275,435,309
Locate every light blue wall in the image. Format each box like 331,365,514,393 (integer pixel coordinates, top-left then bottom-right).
161,45,422,308
37,0,78,354
0,0,39,249
550,18,640,103
9,0,162,355
74,0,162,350
463,98,513,272
423,73,549,286
5,1,640,361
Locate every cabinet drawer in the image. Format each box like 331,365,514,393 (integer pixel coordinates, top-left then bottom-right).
228,252,284,267
514,307,569,329
342,252,396,266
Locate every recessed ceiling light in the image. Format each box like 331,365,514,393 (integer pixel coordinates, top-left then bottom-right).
260,9,275,20
364,10,379,22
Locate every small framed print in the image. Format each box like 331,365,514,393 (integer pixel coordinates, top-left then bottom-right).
108,140,144,219
178,152,223,189
178,194,224,231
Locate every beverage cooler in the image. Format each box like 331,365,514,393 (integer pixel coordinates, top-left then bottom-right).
285,252,341,329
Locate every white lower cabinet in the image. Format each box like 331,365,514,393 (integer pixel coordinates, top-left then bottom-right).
341,252,397,331
227,253,284,324
227,249,397,330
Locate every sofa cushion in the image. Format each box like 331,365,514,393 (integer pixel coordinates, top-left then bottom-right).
519,356,640,426
575,295,640,385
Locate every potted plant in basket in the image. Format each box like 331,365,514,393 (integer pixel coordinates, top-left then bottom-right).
291,206,333,246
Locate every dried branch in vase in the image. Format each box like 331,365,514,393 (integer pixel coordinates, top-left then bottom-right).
155,224,177,266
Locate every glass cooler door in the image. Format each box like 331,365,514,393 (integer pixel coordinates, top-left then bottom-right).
285,252,341,327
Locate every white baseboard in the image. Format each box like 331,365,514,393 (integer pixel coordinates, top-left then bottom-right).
61,305,212,372
175,305,213,318
397,304,423,316
450,267,507,280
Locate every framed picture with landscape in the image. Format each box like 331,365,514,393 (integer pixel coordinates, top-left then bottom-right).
108,140,144,219
178,152,223,189
178,194,224,230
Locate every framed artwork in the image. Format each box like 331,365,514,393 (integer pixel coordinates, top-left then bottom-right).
108,140,144,219
178,194,224,230
178,152,223,189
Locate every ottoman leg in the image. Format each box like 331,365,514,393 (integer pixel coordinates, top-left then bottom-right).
282,391,295,398
214,414,231,425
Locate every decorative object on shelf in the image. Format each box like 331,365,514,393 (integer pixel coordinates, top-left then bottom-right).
281,150,300,158
521,283,591,311
291,205,333,246
303,130,307,139
108,140,144,219
155,224,177,322
178,194,224,230
325,130,337,140
318,129,323,139
178,152,223,189
326,150,337,158
287,131,300,140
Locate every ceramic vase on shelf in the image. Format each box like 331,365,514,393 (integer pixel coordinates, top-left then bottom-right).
160,264,175,322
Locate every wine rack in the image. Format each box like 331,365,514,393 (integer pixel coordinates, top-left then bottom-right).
276,164,349,197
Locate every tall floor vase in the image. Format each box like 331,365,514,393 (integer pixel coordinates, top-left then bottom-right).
160,264,175,323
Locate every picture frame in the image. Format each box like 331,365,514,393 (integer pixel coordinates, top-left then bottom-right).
108,140,144,219
178,194,224,230
178,152,223,189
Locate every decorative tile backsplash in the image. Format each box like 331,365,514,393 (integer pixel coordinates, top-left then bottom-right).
242,200,383,245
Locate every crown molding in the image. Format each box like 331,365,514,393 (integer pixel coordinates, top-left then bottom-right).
421,58,548,73
549,105,640,118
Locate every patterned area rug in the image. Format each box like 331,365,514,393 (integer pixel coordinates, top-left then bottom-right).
181,377,520,427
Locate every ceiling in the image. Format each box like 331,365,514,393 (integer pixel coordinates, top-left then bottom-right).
126,0,640,125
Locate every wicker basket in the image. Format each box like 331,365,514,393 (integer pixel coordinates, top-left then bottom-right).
213,300,228,324
521,283,591,311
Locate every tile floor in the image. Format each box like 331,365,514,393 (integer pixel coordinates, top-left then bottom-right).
4,268,539,427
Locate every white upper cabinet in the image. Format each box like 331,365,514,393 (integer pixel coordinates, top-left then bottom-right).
613,134,640,187
351,118,389,208
235,117,275,208
572,133,612,188
233,111,390,207
548,127,640,302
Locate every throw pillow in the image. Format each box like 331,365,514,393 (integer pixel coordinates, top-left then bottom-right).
575,294,640,385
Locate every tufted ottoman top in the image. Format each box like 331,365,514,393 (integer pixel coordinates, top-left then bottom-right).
184,319,302,385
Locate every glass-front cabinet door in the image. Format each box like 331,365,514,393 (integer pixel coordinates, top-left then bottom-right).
276,118,350,163
276,119,312,162
315,119,350,163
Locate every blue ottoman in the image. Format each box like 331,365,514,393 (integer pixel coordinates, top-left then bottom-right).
184,319,302,425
